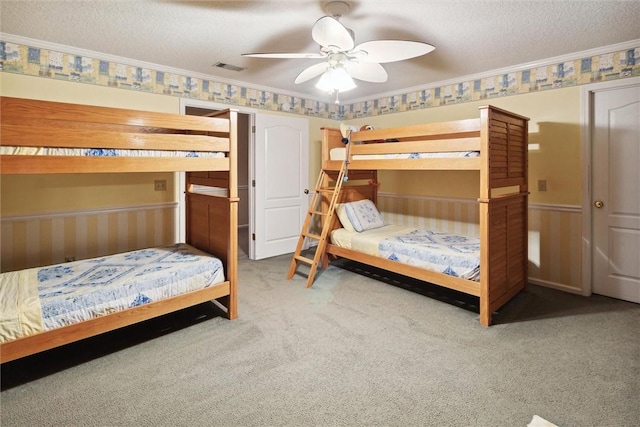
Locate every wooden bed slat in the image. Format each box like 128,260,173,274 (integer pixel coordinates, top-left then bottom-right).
2,124,230,152
0,155,230,174
326,245,482,296
349,137,481,154
350,118,481,142
338,157,482,171
1,97,231,133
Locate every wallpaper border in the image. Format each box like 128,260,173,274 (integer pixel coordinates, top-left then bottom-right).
1,35,638,120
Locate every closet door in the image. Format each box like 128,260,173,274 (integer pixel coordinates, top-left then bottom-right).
253,113,309,260
591,80,640,303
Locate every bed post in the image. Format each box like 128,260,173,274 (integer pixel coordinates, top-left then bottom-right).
184,109,239,320
478,107,492,326
478,106,530,326
225,109,239,320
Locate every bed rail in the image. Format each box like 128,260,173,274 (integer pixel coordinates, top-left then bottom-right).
0,97,237,174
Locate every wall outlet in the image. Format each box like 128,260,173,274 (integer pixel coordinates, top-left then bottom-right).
537,179,547,192
154,179,167,191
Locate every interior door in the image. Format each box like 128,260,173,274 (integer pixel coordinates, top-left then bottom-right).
252,114,309,260
592,81,640,303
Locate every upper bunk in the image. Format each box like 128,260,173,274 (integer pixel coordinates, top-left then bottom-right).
0,96,238,182
322,105,529,196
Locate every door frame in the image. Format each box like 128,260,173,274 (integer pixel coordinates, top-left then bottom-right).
178,98,257,257
580,76,640,296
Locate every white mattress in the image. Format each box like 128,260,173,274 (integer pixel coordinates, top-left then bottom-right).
0,146,225,158
0,243,225,343
329,147,480,160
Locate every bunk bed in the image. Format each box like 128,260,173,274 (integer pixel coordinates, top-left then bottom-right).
0,96,238,362
320,105,529,326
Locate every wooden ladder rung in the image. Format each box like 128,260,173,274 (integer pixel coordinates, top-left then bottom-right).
302,232,322,240
294,255,314,265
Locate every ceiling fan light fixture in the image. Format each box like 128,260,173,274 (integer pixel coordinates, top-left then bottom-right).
242,0,435,102
315,66,357,93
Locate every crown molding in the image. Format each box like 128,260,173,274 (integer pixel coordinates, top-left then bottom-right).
345,39,640,105
3,33,638,109
0,32,330,104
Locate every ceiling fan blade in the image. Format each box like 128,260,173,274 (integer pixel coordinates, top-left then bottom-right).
353,40,435,63
295,62,330,84
242,52,324,59
312,16,354,51
345,61,388,83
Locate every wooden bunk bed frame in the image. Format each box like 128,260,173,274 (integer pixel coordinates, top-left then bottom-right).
0,96,238,362
320,105,529,326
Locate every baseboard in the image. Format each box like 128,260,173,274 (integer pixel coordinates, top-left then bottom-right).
528,277,585,295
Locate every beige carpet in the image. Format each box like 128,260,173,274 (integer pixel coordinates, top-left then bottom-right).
2,252,639,426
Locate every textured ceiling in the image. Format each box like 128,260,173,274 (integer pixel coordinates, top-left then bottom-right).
1,0,639,103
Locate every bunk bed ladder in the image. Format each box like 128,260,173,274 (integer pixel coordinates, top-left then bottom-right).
287,162,346,287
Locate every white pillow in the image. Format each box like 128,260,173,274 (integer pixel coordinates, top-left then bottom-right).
335,203,356,232
343,199,385,232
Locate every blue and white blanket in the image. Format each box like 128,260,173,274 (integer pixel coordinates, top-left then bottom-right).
0,146,225,158
0,243,224,343
329,147,479,161
379,230,480,281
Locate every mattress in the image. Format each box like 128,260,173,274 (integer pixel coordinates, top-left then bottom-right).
0,146,225,158
0,243,225,343
329,147,480,161
331,226,480,281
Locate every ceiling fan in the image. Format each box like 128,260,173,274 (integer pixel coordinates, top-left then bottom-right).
242,1,435,103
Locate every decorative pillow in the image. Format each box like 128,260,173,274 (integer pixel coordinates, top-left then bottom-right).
343,199,385,232
335,203,356,232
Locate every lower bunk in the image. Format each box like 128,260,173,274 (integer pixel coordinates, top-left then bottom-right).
0,243,232,363
323,192,527,326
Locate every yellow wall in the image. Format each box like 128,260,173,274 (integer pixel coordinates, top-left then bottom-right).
0,73,178,216
0,71,178,110
344,87,582,206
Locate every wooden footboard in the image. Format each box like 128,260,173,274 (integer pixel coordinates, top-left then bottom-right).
479,193,528,325
186,192,238,320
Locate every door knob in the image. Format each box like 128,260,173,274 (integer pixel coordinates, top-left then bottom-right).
304,189,309,194
594,200,604,208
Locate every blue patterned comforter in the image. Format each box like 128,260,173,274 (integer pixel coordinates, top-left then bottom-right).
0,146,225,158
378,230,480,281
0,244,224,342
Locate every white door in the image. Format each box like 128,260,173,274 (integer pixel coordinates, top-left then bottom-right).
591,80,640,303
252,114,309,260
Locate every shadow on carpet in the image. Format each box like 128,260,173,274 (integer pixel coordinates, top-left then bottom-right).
1,302,225,391
321,259,633,327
